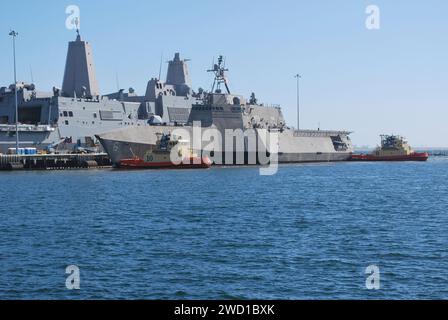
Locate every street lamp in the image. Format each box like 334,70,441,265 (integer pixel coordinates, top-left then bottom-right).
9,30,19,153
294,74,301,131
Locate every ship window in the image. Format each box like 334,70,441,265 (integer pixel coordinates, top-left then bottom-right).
65,120,69,125
93,113,97,118
63,111,68,117
69,111,74,117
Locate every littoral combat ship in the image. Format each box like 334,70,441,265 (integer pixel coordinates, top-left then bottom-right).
0,28,353,165
97,56,354,166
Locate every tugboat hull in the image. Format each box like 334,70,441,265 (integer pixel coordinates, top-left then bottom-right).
119,157,212,169
351,152,429,162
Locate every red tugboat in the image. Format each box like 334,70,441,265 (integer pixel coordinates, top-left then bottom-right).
351,135,429,162
119,134,212,169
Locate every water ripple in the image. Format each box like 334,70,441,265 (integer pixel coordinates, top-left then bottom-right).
1,159,448,299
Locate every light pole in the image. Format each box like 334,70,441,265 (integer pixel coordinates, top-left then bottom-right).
294,74,301,131
9,30,19,153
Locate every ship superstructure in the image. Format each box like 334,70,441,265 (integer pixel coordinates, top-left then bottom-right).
1,29,353,163
0,30,197,154
97,56,354,165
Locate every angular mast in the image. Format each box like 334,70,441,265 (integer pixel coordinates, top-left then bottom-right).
61,21,100,99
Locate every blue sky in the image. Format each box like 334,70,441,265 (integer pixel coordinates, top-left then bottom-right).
0,0,447,147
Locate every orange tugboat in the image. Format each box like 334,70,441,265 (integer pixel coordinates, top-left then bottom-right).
119,133,212,169
351,135,429,162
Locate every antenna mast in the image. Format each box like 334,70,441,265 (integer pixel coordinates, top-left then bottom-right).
158,53,163,80
29,65,34,84
74,17,80,40
295,74,301,130
207,55,230,94
115,72,120,91
9,30,19,152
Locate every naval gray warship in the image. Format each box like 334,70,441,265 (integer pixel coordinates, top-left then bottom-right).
1,28,353,163
0,28,197,154
97,56,354,165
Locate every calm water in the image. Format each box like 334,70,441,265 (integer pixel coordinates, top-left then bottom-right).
1,158,448,300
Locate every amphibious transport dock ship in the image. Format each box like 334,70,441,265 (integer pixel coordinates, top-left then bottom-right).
0,29,197,154
97,57,353,165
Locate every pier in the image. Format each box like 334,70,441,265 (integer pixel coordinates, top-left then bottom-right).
0,153,111,171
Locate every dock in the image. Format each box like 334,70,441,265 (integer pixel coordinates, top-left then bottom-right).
0,153,111,171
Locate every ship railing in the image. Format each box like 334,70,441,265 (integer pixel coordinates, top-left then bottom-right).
258,103,281,109
293,129,352,137
0,124,56,132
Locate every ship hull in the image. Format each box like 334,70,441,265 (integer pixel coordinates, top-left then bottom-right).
97,126,353,166
278,152,352,163
350,153,429,162
0,131,57,154
119,157,211,169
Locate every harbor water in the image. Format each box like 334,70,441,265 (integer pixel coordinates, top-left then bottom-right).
1,157,448,299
